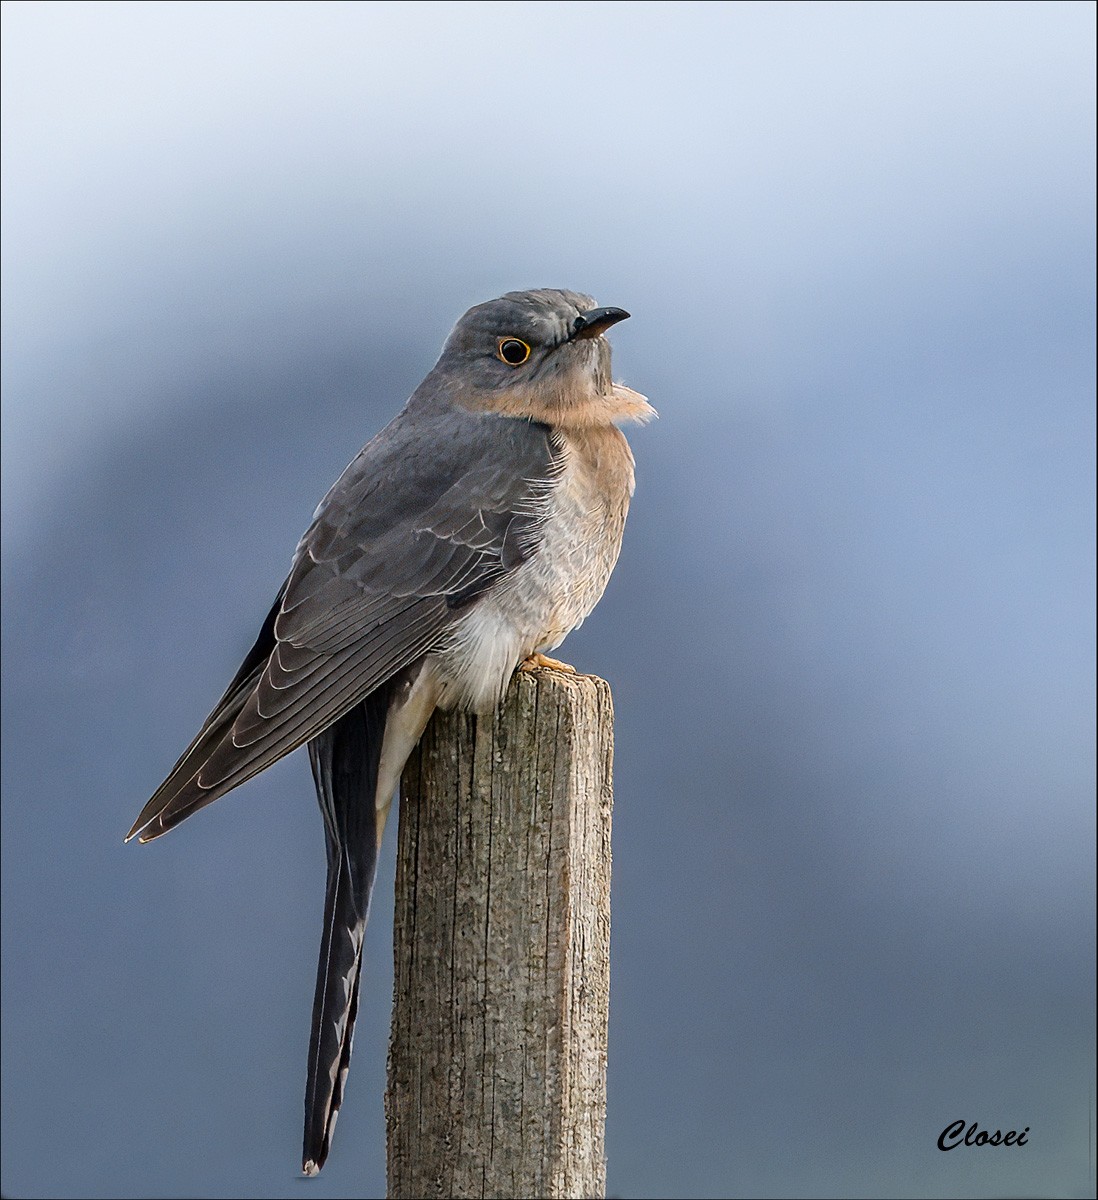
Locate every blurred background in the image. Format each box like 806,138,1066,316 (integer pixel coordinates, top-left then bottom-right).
2,2,1094,1197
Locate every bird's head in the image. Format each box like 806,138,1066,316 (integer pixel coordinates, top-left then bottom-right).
423,289,653,428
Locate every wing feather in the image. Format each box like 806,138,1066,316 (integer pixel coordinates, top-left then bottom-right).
129,407,558,843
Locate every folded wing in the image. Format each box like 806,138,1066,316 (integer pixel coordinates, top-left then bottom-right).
127,408,559,843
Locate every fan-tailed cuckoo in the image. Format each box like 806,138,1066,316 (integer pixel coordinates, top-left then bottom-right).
127,288,653,1174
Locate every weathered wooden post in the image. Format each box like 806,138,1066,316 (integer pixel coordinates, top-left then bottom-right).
386,667,614,1200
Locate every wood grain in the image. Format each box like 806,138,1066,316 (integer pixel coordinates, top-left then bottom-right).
387,668,613,1199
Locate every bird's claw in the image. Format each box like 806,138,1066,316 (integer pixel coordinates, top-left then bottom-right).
519,653,577,674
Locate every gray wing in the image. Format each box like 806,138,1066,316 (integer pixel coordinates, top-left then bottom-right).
127,408,558,843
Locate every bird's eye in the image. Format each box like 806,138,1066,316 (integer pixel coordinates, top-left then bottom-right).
497,338,531,366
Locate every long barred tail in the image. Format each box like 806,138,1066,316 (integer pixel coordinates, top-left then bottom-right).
301,688,391,1176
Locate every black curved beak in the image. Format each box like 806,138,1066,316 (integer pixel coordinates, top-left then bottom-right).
567,306,630,341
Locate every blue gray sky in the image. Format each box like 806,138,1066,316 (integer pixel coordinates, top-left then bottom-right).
2,3,1094,1198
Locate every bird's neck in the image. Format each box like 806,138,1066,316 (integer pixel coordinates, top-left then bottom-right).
445,381,655,430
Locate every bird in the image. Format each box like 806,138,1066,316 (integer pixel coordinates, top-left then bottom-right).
126,287,653,1175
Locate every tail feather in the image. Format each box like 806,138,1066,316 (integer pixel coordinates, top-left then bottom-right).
302,848,367,1176
301,688,390,1176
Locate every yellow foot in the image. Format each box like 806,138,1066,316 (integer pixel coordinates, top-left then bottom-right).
519,652,577,674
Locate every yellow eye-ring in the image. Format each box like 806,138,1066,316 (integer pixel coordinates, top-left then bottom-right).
497,338,531,366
